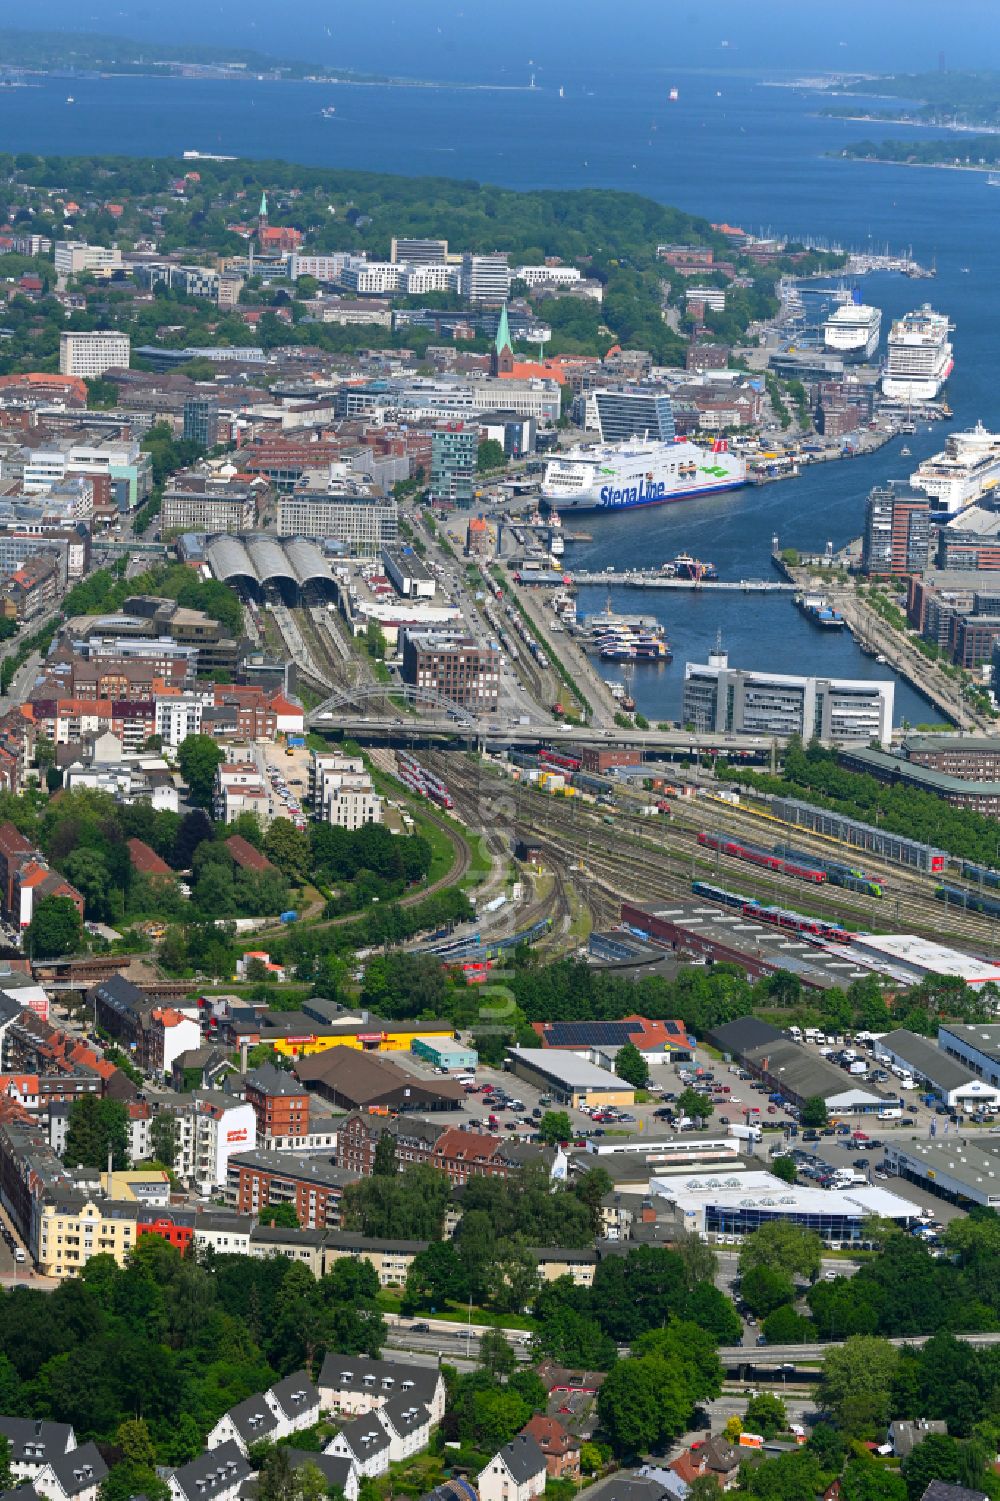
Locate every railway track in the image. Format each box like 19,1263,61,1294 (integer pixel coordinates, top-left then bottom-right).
428,752,1000,951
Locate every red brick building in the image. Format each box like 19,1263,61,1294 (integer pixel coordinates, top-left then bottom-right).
338,1114,523,1185
227,1149,356,1230
136,1209,195,1254
244,1063,310,1148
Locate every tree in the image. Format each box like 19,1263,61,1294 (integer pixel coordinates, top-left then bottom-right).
761,1304,814,1344
677,1087,714,1124
739,1223,822,1283
258,1203,300,1229
264,819,310,881
821,1336,899,1436
177,734,225,807
615,1041,649,1089
770,1155,798,1184
744,1393,787,1440
27,894,83,958
64,1095,129,1170
840,1457,908,1501
477,439,507,473
597,1356,691,1456
538,1110,573,1145
479,1326,517,1381
901,1435,965,1501
115,1419,156,1469
173,808,214,868
673,1229,718,1292
64,848,113,922
405,1241,468,1309
801,1096,829,1128
372,1131,396,1178
741,1265,795,1318
149,1113,177,1168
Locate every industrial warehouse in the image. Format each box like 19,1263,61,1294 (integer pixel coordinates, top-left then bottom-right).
874,1030,1000,1110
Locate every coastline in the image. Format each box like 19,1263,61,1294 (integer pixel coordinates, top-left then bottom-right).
821,110,1000,136
4,65,537,94
834,154,1000,175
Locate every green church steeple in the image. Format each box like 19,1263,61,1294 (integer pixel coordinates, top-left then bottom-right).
259,191,268,220
495,302,512,357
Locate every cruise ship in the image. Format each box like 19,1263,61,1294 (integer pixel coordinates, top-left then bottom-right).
909,421,1000,517
541,438,746,512
881,304,954,402
822,298,881,362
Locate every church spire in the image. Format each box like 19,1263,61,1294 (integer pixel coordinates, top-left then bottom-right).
495,302,512,358
491,303,514,376
258,190,268,222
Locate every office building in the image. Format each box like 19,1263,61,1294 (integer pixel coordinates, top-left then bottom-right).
593,388,676,444
430,424,478,504
401,632,500,713
460,253,511,304
54,242,122,278
682,644,893,746
390,237,447,264
161,476,257,535
58,331,130,380
288,252,353,283
275,492,398,552
685,286,727,311
341,261,401,296
399,263,459,296
183,398,220,449
862,482,931,576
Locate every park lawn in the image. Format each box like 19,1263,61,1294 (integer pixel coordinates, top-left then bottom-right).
376,1288,536,1331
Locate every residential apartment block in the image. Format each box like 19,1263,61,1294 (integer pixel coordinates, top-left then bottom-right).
58,332,131,380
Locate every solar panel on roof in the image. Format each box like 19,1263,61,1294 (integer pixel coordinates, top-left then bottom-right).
544,1021,635,1047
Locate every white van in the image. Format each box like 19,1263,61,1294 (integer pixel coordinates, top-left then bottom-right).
787,1026,803,1042
804,1028,824,1043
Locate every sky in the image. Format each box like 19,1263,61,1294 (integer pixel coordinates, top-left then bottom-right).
3,0,1000,80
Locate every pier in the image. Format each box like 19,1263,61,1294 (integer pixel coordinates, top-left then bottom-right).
569,572,797,592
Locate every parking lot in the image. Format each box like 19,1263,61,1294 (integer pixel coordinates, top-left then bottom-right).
257,742,310,828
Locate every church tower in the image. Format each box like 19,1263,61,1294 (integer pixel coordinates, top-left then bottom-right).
491,303,515,376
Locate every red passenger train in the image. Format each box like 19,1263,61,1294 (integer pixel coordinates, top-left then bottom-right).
698,832,827,884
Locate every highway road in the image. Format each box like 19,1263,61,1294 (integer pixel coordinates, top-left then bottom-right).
718,1330,1000,1365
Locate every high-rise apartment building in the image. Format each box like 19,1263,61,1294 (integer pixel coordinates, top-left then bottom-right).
183,398,220,449
59,331,131,379
430,424,478,504
862,482,931,577
460,253,511,305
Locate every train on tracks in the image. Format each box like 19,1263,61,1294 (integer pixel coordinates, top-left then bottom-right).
697,832,827,883
691,881,850,942
771,844,884,898
935,884,1000,920
397,750,454,809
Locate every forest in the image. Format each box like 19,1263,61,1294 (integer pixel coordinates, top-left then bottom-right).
827,70,1000,128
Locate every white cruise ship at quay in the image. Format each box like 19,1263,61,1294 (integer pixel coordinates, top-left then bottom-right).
541,438,746,512
881,304,954,402
909,421,1000,517
823,300,881,361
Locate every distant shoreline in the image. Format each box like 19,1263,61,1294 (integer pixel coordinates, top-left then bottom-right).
822,110,1000,137
835,153,1000,175
4,65,537,94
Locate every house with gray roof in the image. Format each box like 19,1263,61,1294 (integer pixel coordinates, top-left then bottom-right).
268,1371,320,1434
167,1442,252,1501
324,1417,391,1478
377,1397,432,1462
318,1353,445,1425
206,1395,279,1455
0,1418,76,1481
478,1434,547,1501
35,1443,107,1501
283,1452,358,1501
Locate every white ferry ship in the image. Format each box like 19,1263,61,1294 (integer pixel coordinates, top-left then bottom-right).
823,299,881,361
541,438,746,512
909,421,1000,516
881,304,954,402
